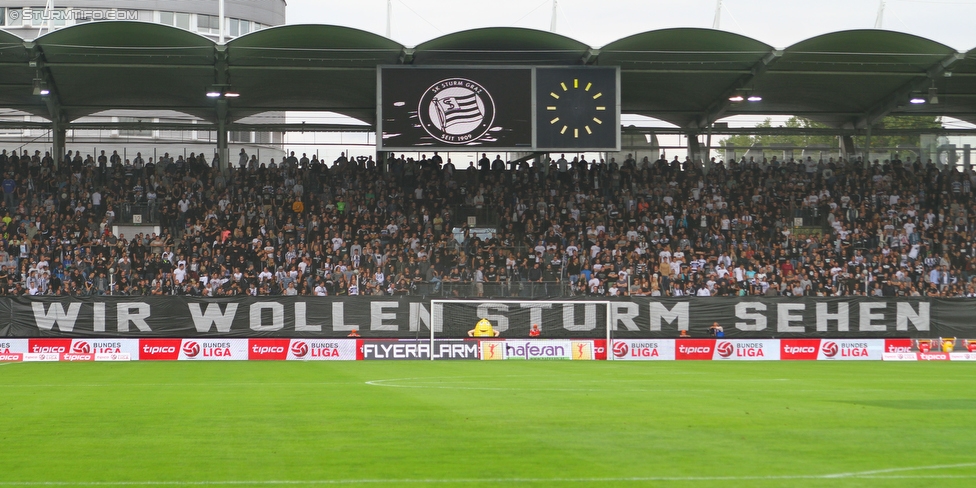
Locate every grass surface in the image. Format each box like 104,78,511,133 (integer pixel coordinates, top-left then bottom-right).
0,361,975,487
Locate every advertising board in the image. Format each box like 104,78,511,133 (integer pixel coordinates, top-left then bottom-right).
610,339,676,361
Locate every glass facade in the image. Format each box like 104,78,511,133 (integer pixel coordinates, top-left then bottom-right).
0,2,285,160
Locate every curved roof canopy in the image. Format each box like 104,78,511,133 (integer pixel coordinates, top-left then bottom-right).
35,21,216,121
600,28,775,128
227,24,404,123
413,27,590,65
3,22,976,129
750,30,959,128
0,29,36,118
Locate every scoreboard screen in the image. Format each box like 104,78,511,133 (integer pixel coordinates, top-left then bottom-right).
378,67,533,151
377,66,619,152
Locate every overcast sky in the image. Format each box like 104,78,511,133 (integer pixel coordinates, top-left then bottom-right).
287,0,976,51
281,0,976,161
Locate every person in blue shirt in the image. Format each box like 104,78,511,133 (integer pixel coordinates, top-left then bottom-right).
709,322,725,338
2,175,15,209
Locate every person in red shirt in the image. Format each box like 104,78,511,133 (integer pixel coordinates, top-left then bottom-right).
529,324,541,337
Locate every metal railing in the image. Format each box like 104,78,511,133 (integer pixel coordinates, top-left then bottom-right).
118,203,161,224
453,205,502,227
788,204,828,229
404,281,575,298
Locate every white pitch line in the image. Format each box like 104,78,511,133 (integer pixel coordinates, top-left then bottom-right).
2,466,976,485
820,462,976,478
364,377,888,393
0,381,363,388
364,377,602,392
860,475,976,479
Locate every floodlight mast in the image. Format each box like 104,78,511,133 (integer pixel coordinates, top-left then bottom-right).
550,0,557,32
219,0,225,43
39,0,55,36
713,0,722,29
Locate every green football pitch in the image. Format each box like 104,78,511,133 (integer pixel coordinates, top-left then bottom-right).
0,361,974,487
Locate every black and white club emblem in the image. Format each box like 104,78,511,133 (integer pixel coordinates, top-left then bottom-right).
418,78,495,145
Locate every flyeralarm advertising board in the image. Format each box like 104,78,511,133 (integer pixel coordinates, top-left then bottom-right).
361,340,481,360
611,339,676,360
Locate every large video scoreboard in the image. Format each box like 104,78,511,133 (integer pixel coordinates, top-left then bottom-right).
377,66,620,152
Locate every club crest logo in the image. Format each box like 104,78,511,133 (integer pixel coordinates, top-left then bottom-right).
418,78,495,145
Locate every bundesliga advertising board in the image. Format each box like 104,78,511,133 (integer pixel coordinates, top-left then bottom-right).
7,338,138,362
609,338,960,361
710,339,780,361
136,339,359,361
611,339,676,360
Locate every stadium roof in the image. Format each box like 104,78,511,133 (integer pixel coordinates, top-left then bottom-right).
4,21,976,131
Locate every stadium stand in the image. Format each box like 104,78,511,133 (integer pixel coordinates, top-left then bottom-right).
0,147,972,298
0,151,976,297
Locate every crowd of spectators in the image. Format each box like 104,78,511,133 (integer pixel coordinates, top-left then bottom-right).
0,144,974,298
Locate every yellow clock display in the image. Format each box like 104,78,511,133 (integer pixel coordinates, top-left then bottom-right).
547,77,606,139
535,67,617,150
